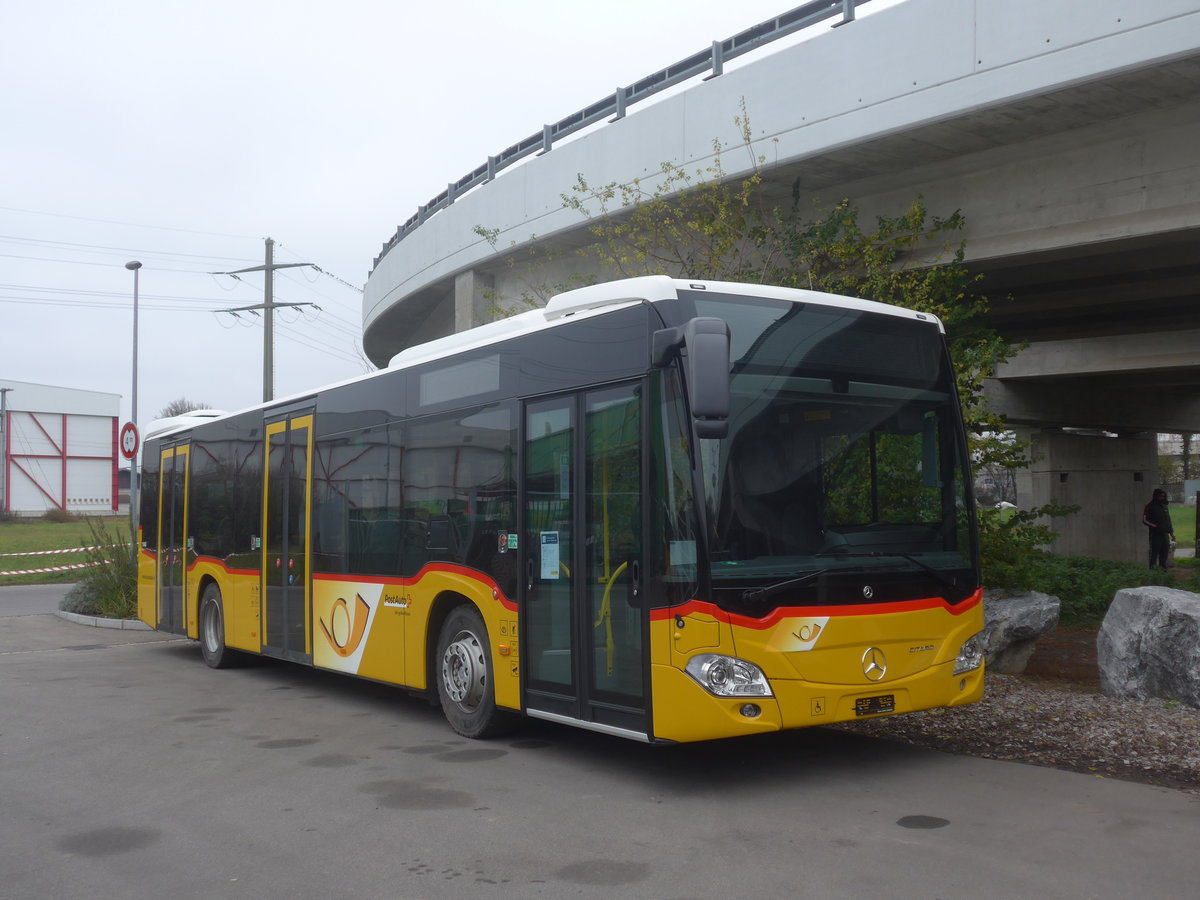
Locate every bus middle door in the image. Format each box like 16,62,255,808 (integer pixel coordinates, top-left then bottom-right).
261,412,314,663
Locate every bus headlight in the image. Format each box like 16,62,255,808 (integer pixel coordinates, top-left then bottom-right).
685,654,773,698
953,633,984,675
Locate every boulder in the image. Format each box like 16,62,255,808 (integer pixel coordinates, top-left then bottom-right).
982,590,1061,674
1097,586,1200,708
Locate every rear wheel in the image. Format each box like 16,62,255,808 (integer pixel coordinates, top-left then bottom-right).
435,605,512,738
199,584,235,669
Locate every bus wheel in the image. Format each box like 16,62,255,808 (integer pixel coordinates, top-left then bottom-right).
436,606,510,738
199,584,234,669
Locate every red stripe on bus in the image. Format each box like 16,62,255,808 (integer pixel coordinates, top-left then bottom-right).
178,556,259,577
313,562,517,611
650,588,982,629
160,557,516,611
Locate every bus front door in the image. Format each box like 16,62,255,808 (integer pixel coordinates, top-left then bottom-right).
156,444,189,635
523,385,647,737
261,413,313,663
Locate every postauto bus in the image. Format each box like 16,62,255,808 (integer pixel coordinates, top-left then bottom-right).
138,276,984,743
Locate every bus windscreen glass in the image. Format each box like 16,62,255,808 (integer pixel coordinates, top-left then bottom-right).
682,292,977,610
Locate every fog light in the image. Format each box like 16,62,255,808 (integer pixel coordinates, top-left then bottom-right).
740,703,761,718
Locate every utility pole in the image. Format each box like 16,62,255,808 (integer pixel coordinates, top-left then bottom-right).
0,387,11,514
213,238,314,403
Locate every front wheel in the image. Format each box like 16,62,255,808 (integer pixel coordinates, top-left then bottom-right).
435,606,513,738
199,584,236,669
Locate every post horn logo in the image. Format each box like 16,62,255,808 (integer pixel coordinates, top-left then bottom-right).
319,594,371,657
861,647,887,682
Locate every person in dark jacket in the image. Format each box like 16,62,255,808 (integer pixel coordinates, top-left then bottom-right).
1142,488,1175,568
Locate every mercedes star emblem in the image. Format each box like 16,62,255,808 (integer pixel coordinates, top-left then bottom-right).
862,647,887,682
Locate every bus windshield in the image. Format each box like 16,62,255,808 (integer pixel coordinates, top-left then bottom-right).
681,291,977,607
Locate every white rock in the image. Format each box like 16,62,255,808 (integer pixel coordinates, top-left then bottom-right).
982,590,1060,674
1097,586,1200,708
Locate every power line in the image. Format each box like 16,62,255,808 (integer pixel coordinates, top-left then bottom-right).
0,295,222,312
0,251,251,275
0,233,258,265
276,242,364,293
0,291,364,366
276,270,362,328
211,237,323,401
0,205,260,240
0,282,241,304
275,319,369,368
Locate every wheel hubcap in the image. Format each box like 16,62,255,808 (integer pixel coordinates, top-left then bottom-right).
442,630,485,711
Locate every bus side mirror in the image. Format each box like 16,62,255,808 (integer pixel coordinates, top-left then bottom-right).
653,317,730,439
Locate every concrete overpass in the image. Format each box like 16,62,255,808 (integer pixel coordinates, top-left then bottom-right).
363,0,1200,561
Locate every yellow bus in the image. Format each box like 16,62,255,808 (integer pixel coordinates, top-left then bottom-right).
138,276,984,742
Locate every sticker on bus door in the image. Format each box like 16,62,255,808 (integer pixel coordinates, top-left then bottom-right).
540,532,560,579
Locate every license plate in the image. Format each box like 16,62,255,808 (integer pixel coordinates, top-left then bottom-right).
855,694,895,716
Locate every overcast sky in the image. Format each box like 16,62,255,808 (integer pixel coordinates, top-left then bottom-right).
1,0,896,446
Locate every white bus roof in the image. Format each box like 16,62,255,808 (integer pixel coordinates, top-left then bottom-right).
141,278,945,440
387,276,944,369
143,409,229,440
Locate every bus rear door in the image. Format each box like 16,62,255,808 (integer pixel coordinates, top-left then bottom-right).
155,443,189,635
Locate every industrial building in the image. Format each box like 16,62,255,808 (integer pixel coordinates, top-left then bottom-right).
0,378,120,516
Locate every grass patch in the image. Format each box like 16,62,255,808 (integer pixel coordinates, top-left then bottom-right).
1173,505,1195,551
0,515,130,587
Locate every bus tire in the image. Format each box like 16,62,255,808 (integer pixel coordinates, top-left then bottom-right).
199,584,235,669
435,605,511,739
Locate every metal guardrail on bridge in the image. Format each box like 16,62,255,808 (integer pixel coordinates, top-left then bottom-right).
372,0,874,270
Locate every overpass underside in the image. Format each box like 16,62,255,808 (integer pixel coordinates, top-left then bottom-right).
682,56,1200,562
776,79,1200,561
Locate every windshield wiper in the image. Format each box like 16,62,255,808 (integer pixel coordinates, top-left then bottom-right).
815,550,959,591
740,569,828,603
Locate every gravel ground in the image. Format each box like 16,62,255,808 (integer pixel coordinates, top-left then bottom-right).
835,674,1200,795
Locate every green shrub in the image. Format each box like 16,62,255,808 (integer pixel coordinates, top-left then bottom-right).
990,552,1200,627
41,508,77,524
979,503,1077,592
58,518,137,619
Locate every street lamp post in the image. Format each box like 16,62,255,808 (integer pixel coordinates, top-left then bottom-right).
125,261,142,563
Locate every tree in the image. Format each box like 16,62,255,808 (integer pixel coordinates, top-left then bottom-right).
481,112,1068,583
562,133,1019,467
157,398,212,418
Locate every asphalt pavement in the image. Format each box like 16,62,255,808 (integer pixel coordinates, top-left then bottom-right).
1,586,1198,899
0,583,73,617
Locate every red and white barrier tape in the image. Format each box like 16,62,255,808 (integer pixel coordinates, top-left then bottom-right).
0,559,112,576
0,545,123,558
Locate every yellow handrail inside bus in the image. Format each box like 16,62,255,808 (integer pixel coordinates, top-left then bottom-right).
594,560,627,677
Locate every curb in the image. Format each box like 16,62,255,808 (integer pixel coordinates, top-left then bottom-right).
54,610,152,631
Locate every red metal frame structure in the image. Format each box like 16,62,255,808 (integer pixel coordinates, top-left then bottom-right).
3,409,118,513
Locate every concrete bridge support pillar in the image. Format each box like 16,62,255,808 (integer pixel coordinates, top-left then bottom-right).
1015,429,1158,563
454,269,494,333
